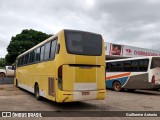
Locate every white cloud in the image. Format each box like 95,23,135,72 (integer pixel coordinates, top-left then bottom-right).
0,0,160,58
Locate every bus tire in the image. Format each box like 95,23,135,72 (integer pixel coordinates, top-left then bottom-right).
0,72,6,77
35,84,41,100
113,81,122,92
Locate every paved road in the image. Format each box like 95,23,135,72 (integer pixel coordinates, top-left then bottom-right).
0,77,14,84
0,85,160,120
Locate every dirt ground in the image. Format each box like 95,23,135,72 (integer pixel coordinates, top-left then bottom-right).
0,84,160,120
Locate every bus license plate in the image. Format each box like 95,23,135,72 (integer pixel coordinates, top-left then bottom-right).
82,92,90,96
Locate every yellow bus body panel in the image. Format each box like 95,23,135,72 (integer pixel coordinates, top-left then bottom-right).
15,29,106,102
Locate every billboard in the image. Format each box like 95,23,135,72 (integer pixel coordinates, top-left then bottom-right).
110,43,123,56
105,42,160,57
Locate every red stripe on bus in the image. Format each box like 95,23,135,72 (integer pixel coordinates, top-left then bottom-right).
106,72,131,80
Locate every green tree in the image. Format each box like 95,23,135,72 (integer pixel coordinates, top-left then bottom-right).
0,58,6,68
5,29,52,64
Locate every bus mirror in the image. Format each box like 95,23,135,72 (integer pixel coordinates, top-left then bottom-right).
56,44,60,54
12,65,16,70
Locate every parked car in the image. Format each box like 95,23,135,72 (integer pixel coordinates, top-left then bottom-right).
0,66,15,77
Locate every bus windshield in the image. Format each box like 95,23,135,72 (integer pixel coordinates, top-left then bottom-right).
151,57,160,68
65,30,102,56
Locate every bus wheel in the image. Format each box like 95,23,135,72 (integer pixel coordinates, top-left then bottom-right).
0,72,6,77
113,81,122,92
35,84,41,100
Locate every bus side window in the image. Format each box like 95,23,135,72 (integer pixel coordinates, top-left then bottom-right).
21,56,24,65
18,58,21,66
24,53,29,65
44,42,51,60
144,60,149,69
29,50,35,63
106,63,110,72
138,59,148,72
116,62,123,71
110,62,117,72
124,61,132,72
36,47,40,61
131,60,138,72
40,46,45,61
50,40,57,59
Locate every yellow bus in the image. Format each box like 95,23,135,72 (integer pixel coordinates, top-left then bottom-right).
14,29,106,102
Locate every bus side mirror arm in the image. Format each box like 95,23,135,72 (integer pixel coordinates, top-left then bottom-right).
12,65,16,70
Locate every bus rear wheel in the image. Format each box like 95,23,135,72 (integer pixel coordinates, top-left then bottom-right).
35,84,41,100
113,81,122,92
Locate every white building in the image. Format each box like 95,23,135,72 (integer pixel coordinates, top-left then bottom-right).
105,42,160,60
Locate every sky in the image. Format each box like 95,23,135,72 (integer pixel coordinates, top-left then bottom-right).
0,0,160,57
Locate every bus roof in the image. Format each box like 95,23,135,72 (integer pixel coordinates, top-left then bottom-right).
17,29,102,59
106,56,160,63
